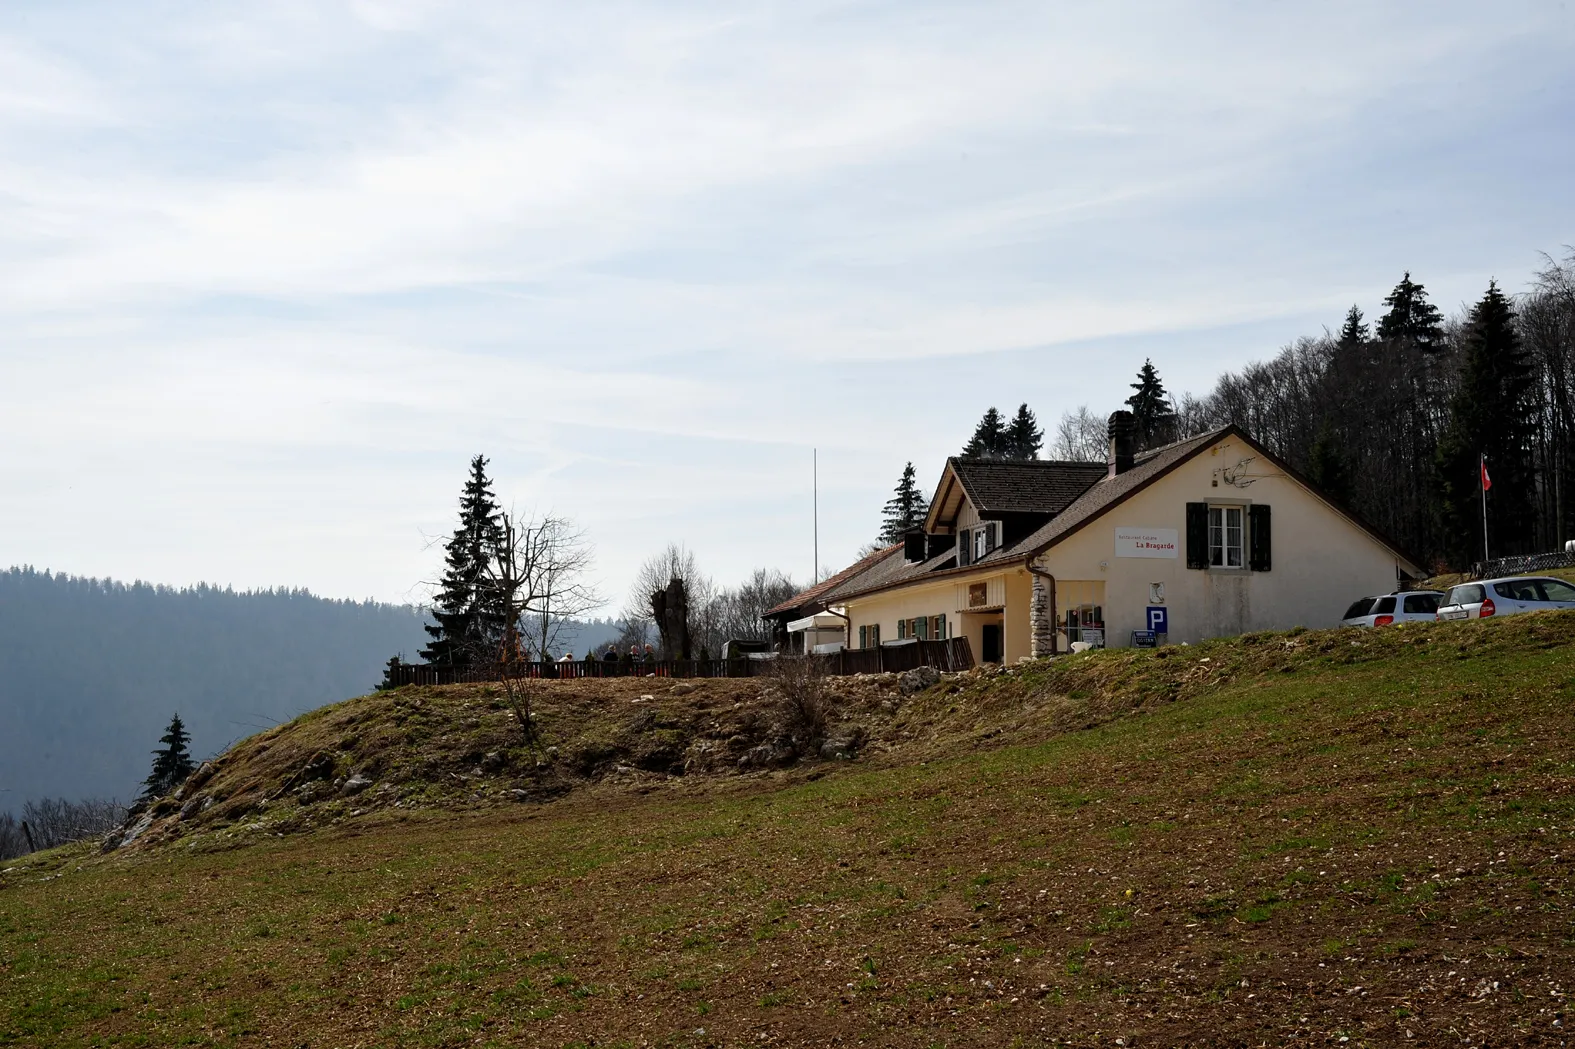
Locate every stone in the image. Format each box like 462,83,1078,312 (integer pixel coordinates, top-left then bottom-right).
295,780,329,804
106,811,155,851
820,724,867,760
179,796,206,820
341,773,373,796
670,683,696,696
739,741,796,769
898,666,942,694
480,751,506,772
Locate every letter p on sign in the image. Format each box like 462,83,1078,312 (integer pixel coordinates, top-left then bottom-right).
1146,606,1169,634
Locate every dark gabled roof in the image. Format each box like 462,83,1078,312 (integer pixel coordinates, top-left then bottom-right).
1013,428,1225,552
950,458,1109,516
762,544,902,620
819,542,958,604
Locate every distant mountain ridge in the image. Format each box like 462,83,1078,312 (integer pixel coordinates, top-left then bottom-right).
0,567,622,804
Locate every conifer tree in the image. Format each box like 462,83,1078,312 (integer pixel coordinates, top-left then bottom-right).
1376,272,1445,352
1337,305,1369,347
141,713,195,800
1125,359,1176,451
878,462,930,544
1004,403,1043,460
421,455,507,666
961,407,1007,458
1305,424,1353,506
1435,281,1536,567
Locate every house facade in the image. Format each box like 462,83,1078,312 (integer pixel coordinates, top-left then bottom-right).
815,414,1423,660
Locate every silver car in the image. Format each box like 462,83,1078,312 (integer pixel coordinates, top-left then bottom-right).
1341,590,1443,627
1436,576,1575,620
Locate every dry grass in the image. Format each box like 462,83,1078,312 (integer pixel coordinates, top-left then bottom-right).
4,613,1575,1046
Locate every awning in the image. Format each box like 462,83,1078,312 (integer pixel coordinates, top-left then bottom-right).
787,611,846,633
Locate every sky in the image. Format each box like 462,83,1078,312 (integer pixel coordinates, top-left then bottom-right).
1,1,1573,612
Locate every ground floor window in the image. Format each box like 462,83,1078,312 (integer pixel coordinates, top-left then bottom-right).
1208,505,1244,568
857,624,882,648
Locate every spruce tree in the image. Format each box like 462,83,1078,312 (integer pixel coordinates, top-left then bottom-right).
421,455,507,666
1376,272,1445,352
1435,281,1536,567
1004,403,1043,460
141,713,195,800
878,462,930,544
1125,359,1176,451
961,407,1007,458
1305,424,1353,506
1337,305,1369,347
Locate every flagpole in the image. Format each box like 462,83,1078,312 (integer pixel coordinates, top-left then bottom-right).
1481,452,1489,565
813,448,819,584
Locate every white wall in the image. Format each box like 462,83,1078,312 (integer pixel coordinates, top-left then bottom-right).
1036,435,1415,647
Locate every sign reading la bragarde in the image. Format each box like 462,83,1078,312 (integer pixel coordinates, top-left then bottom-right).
1115,527,1179,558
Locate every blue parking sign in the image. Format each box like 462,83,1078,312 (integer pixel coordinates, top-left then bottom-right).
1146,606,1169,634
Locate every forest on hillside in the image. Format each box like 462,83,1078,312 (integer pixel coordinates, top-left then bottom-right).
0,568,431,805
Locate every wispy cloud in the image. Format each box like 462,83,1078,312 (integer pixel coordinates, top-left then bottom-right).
1,1,1572,602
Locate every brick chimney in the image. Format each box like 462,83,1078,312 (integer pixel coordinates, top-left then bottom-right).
1107,410,1137,477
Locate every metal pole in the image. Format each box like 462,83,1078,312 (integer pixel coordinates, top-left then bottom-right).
813,448,819,583
1481,453,1489,564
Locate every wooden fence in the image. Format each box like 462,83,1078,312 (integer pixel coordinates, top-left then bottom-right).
383,637,974,688
818,637,974,675
384,657,759,687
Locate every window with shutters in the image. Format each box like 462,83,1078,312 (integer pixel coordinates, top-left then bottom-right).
973,522,996,562
1208,505,1244,568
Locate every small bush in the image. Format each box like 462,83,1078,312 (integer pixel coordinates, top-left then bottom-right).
765,656,837,742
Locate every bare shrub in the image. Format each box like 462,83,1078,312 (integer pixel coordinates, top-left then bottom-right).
765,655,837,744
1,797,127,858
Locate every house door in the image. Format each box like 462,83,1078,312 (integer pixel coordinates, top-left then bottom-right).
982,623,1003,664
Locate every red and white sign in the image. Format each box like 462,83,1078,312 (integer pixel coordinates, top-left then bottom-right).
1115,527,1179,558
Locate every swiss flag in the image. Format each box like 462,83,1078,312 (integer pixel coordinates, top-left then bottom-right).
1481,458,1492,492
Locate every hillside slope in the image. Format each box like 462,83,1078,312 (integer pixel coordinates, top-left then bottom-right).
3,614,1574,1046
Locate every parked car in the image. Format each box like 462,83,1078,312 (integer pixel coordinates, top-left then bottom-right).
1436,576,1575,620
1341,590,1444,627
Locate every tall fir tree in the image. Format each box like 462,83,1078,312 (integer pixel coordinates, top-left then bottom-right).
961,407,1007,458
421,455,508,666
1305,424,1353,506
1004,403,1043,460
141,713,195,800
1376,272,1445,352
1337,305,1370,347
1125,359,1176,451
1434,281,1536,567
878,462,930,544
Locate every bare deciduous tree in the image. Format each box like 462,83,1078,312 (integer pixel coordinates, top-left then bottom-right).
476,511,602,741
1049,405,1107,462
1,797,126,859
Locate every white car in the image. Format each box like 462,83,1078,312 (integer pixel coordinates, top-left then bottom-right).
1435,576,1575,620
1341,590,1443,627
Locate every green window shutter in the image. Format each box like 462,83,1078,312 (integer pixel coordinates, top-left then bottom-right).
1185,503,1209,569
1249,504,1272,571
958,529,970,566
939,613,947,639
918,616,928,640
898,619,906,640
859,625,867,648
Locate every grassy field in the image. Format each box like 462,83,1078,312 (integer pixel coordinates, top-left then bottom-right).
3,615,1574,1047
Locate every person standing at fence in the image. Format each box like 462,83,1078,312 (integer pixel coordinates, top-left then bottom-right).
603,644,619,663
644,644,657,663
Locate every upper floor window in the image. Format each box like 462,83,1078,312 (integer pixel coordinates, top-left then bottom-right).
1208,505,1244,568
